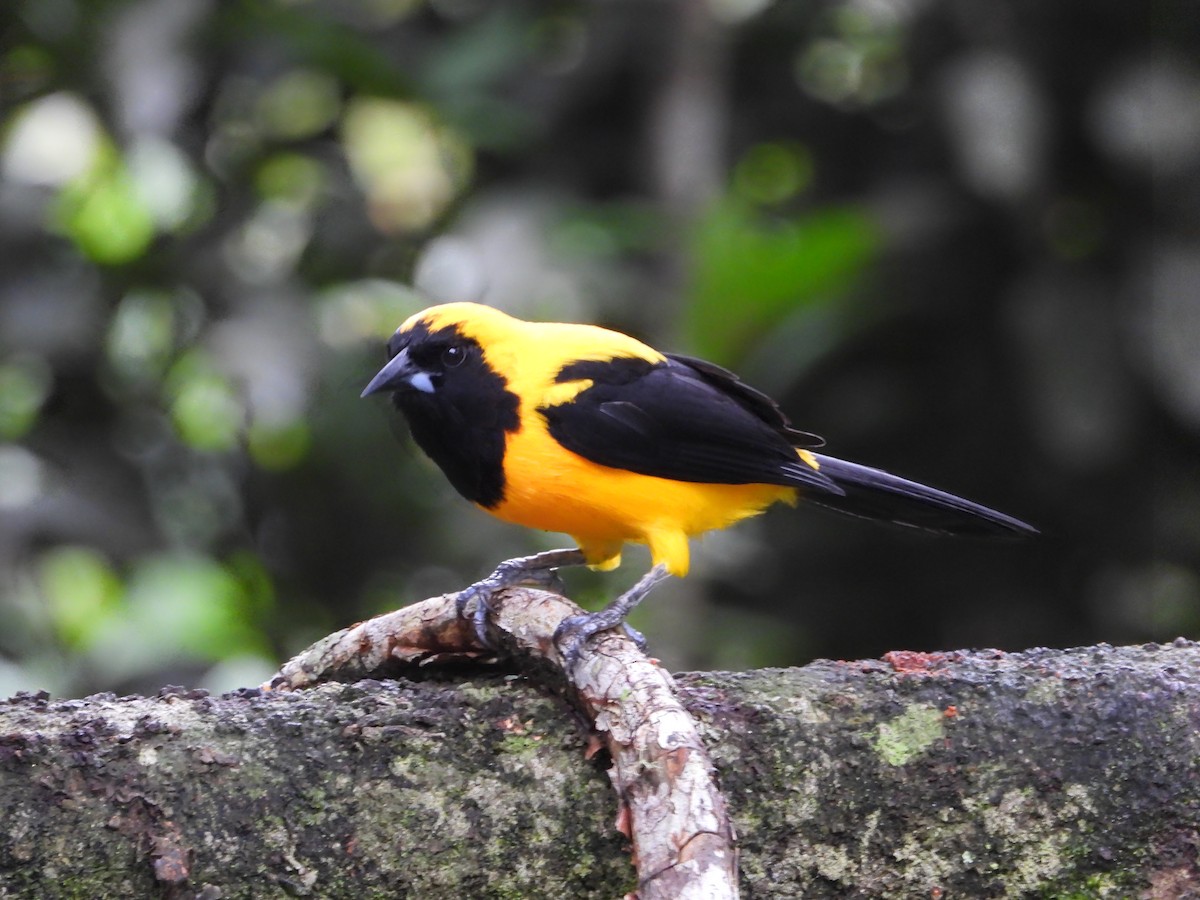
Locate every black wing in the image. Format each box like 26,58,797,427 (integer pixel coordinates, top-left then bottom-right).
666,353,825,449
539,356,844,495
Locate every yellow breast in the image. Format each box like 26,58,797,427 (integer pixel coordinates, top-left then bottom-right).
492,400,795,577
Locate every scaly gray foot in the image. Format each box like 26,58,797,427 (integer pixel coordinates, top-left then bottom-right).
455,548,587,645
554,564,670,666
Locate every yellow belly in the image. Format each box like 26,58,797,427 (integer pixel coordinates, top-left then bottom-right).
488,416,796,576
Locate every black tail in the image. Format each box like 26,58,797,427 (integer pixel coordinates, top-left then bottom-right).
808,454,1037,537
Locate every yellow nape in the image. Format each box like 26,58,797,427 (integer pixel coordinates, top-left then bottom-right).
403,303,666,410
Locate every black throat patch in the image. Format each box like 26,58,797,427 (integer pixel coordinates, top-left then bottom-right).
387,322,521,508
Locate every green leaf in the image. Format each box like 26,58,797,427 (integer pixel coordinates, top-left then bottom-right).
686,200,879,363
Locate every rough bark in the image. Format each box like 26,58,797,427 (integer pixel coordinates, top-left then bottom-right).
0,604,1197,898
266,588,739,899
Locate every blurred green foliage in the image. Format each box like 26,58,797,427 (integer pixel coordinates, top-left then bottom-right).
686,199,878,362
42,548,274,682
0,0,1190,699
54,146,157,265
0,357,50,438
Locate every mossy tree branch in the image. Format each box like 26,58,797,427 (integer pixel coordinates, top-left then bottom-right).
0,589,1196,898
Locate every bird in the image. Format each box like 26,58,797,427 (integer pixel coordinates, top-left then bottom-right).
361,302,1036,662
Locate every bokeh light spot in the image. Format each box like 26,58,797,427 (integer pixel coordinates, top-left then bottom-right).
79,554,271,680
248,417,312,471
53,146,157,265
341,97,473,233
2,91,101,186
127,137,199,231
734,142,814,206
167,351,245,452
257,69,342,140
0,444,44,509
0,356,52,439
106,290,177,384
255,153,326,207
316,279,428,347
39,546,123,649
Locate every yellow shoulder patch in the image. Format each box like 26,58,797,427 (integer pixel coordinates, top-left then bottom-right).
539,378,594,409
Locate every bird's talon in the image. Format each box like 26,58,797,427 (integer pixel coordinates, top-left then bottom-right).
525,567,566,594
473,599,491,647
622,622,647,652
554,612,643,667
455,584,497,646
553,613,586,642
452,549,589,648
553,614,591,667
455,586,477,617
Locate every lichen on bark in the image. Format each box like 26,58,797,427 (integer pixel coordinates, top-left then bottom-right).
689,642,1200,898
0,679,631,898
2,639,1198,898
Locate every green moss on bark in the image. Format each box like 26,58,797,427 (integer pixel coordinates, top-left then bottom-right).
3,643,1198,898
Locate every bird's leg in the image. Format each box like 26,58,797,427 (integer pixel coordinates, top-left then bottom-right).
554,563,672,666
456,548,588,645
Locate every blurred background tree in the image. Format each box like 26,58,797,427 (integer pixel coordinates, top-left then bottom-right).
0,0,1194,697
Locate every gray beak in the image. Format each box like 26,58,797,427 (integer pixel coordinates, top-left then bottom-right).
361,348,417,398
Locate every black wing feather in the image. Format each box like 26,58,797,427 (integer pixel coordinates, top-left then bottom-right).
541,357,843,495
665,354,825,448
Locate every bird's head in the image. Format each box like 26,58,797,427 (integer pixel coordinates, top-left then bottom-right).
362,303,523,506
361,302,521,415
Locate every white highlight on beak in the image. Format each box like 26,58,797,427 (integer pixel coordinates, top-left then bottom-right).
409,371,435,394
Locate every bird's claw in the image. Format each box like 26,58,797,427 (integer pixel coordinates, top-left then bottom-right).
553,563,668,666
622,621,647,651
454,572,536,647
454,550,583,647
522,566,567,595
455,583,496,647
554,613,646,668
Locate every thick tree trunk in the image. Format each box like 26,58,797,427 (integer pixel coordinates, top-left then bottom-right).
1,639,1197,898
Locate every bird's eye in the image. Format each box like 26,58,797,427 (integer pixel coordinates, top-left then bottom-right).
442,345,467,368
